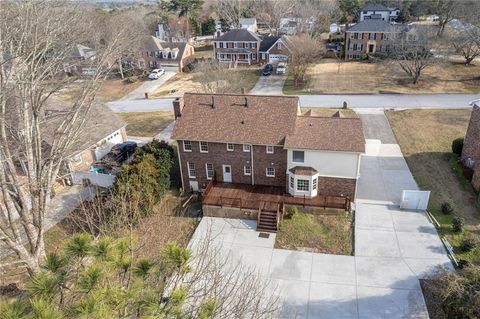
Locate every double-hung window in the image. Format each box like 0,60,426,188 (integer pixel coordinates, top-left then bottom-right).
266,167,275,177
187,162,196,178
266,145,274,154
206,163,214,179
227,143,234,151
200,141,208,153
292,151,304,163
297,179,309,191
243,144,251,152
289,176,294,189
183,140,192,152
312,178,317,190
244,166,251,176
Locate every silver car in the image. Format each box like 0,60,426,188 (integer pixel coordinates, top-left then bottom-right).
276,62,287,75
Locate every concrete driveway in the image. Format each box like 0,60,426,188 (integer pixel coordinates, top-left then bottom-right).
119,69,176,101
249,74,287,95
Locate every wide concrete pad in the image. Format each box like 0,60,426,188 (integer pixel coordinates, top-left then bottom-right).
355,229,401,257
355,203,395,230
309,282,358,319
269,249,313,281
356,257,420,290
311,254,356,285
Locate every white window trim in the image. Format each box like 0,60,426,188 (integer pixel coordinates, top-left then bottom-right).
243,144,251,152
227,143,234,151
200,141,209,153
296,179,310,192
244,165,251,176
205,163,214,180
183,140,192,152
266,145,274,154
266,167,275,177
187,162,196,178
292,150,305,163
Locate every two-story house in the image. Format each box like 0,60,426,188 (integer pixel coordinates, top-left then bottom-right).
345,19,408,60
360,3,400,22
259,36,292,64
213,29,262,64
461,102,480,192
171,93,365,230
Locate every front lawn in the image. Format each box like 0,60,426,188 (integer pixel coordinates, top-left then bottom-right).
118,110,174,137
284,59,480,95
275,211,353,255
386,109,480,263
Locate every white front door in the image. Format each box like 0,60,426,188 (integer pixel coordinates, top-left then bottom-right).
222,165,232,182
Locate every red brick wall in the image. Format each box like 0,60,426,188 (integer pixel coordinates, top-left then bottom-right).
462,106,480,191
317,176,357,200
345,32,388,59
178,141,287,190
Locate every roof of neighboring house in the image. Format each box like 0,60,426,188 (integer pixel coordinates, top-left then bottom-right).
215,29,261,42
72,44,95,59
362,3,390,11
142,36,188,62
289,166,318,176
42,99,126,157
240,18,257,26
259,36,280,52
284,116,365,153
172,93,299,146
346,19,397,32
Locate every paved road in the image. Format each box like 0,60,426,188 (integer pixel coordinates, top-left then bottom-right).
249,74,287,95
107,93,480,112
119,69,177,101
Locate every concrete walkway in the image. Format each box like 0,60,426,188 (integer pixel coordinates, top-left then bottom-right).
189,110,451,318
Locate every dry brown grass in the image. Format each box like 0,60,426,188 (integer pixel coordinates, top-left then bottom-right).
386,109,480,262
58,78,144,102
300,107,358,118
118,110,174,137
285,58,480,94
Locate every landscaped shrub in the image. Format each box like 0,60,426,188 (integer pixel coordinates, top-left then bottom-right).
285,206,298,219
441,202,453,214
452,217,465,232
452,138,464,156
460,235,478,252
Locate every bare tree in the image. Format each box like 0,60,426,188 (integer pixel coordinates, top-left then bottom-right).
288,34,322,87
0,1,137,276
383,27,438,84
449,26,480,65
255,0,295,35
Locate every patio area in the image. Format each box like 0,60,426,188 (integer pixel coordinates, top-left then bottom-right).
203,182,350,211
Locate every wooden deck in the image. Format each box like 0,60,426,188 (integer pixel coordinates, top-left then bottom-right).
203,182,350,211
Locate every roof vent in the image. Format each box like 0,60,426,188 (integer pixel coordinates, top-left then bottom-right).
241,120,245,124
211,96,215,109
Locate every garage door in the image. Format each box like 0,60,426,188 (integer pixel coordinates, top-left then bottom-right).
269,55,288,63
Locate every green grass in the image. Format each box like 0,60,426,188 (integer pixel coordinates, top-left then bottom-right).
275,211,353,255
118,110,174,137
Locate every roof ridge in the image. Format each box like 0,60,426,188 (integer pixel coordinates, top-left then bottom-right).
297,115,360,120
183,92,299,99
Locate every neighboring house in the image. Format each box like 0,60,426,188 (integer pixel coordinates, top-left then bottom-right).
344,19,407,60
63,44,97,76
171,93,365,202
155,22,192,42
240,18,258,33
213,29,262,64
126,36,194,72
461,102,480,192
279,17,298,35
259,36,291,64
360,3,400,22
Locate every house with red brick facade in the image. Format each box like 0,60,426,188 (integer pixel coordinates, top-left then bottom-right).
259,36,292,64
171,93,365,231
461,102,480,192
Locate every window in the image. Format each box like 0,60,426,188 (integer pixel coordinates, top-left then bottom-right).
243,144,251,152
187,162,196,178
289,176,294,189
353,32,359,39
234,42,238,48
292,151,304,163
266,167,275,177
183,140,192,152
227,143,234,151
251,42,257,48
200,141,208,153
369,33,374,40
277,42,282,49
73,154,82,164
297,179,310,191
244,165,251,176
266,145,274,154
313,178,317,190
206,163,214,179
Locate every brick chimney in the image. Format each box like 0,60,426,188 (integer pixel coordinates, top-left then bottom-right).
173,97,184,120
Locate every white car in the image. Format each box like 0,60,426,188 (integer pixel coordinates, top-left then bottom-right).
148,68,165,80
276,63,287,75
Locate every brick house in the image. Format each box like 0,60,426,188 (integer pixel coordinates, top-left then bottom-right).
171,93,365,223
345,19,406,60
461,103,480,191
126,36,195,72
213,29,262,64
259,36,292,64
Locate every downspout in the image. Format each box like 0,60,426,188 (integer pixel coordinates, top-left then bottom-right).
176,142,185,192
353,153,362,202
251,145,255,185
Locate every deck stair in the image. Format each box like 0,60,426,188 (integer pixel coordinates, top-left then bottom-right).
257,201,283,233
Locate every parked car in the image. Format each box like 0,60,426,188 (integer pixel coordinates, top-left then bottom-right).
276,62,287,75
262,64,273,76
148,68,165,80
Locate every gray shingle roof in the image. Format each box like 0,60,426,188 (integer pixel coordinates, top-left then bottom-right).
362,3,389,11
259,36,280,52
347,19,394,32
215,29,261,42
